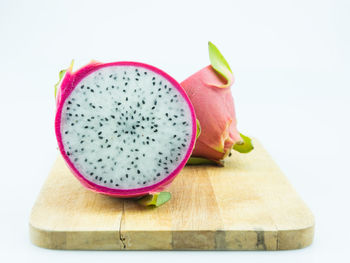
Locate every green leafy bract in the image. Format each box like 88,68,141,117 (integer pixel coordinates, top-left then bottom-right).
54,69,67,98
233,133,254,153
137,192,171,207
186,157,224,166
54,60,74,99
208,41,233,87
196,119,201,140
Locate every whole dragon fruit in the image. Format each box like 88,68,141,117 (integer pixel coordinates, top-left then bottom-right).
182,42,253,166
54,61,197,198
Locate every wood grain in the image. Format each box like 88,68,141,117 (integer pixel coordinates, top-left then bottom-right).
30,139,314,250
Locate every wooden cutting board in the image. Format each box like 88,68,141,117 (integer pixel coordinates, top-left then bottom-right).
30,139,314,250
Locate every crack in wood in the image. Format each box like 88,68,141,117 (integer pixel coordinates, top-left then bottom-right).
255,230,267,250
119,200,126,249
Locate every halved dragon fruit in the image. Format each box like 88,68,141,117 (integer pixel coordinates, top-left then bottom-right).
55,61,197,198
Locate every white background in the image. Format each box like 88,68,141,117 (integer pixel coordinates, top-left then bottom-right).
0,0,349,262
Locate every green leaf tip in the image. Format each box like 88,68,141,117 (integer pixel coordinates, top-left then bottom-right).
208,41,233,87
137,192,171,207
196,119,201,140
54,60,74,99
233,133,254,153
54,69,67,98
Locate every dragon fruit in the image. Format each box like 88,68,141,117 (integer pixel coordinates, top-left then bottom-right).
182,42,253,165
54,61,197,198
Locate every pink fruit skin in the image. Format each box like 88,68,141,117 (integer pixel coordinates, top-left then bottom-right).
55,61,197,198
181,65,242,161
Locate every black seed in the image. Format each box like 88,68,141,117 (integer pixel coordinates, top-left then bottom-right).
90,172,94,176
90,89,94,92
98,159,102,162
80,140,84,144
84,126,88,129
111,115,115,119
158,152,163,155
154,129,158,132
80,85,84,89
137,170,141,174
